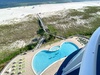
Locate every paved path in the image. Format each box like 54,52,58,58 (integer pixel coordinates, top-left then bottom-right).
42,58,65,75
34,36,45,50
37,14,48,33
37,14,66,40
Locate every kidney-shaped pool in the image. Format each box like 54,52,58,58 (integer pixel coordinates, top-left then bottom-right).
32,42,79,75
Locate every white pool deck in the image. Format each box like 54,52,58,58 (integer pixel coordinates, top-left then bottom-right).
1,36,86,75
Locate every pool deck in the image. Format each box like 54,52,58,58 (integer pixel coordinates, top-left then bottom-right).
42,58,65,75
1,36,85,75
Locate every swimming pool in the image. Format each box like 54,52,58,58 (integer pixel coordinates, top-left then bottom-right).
49,46,60,51
32,42,79,75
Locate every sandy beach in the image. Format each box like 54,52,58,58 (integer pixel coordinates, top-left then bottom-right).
0,1,100,25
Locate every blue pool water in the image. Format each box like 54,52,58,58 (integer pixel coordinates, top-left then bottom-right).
32,42,79,75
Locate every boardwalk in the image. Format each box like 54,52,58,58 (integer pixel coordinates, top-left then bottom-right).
37,14,66,40
37,14,49,33
34,36,45,50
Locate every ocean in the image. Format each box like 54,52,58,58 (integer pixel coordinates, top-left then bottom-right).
0,0,99,8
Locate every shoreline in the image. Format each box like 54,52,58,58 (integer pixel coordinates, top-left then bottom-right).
0,1,99,9
0,1,100,25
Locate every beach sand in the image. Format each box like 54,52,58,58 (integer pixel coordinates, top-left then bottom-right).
0,1,100,25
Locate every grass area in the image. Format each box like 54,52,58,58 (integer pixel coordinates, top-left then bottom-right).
0,50,20,71
90,17,100,29
68,9,83,16
84,6,100,14
81,13,93,19
68,9,93,19
42,6,100,38
0,43,37,71
0,17,39,71
0,18,39,50
48,25,58,34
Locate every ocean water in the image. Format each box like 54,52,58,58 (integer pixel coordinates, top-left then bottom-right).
0,0,99,8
